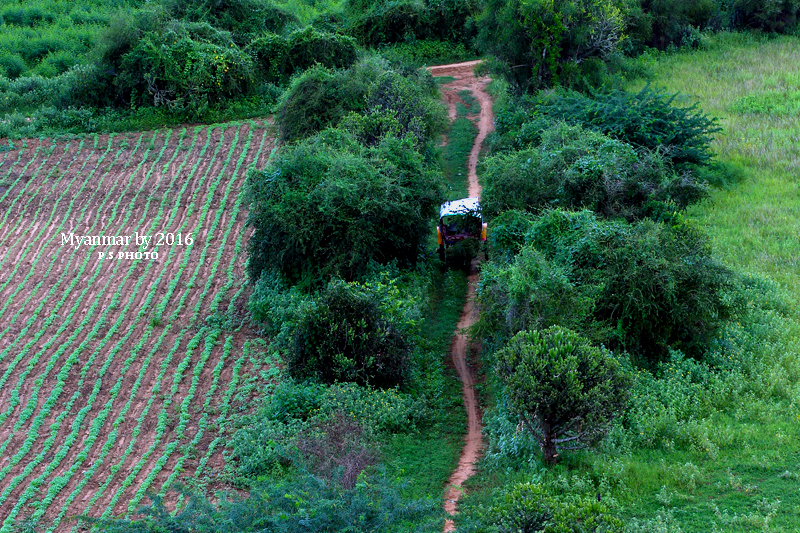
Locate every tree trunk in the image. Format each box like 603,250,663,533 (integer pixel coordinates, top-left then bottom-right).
542,421,558,464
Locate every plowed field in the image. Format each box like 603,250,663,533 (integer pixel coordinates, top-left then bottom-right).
0,120,274,531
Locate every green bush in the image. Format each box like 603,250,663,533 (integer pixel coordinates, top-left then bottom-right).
731,0,800,32
346,0,474,46
286,27,358,73
491,86,721,168
275,65,352,143
246,128,443,284
627,0,724,51
0,53,26,79
232,378,426,482
478,209,739,363
380,39,471,68
275,57,445,146
495,327,631,464
347,0,426,45
246,32,289,82
165,0,299,37
288,279,413,387
481,124,708,221
1,7,56,27
87,472,442,533
114,22,254,116
248,28,358,85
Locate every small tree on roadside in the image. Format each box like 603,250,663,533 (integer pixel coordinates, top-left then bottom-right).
495,326,630,464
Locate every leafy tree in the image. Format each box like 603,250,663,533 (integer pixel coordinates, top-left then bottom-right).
475,0,627,91
245,128,444,285
495,327,631,464
490,85,721,168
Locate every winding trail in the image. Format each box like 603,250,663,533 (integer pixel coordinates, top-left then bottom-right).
428,60,494,532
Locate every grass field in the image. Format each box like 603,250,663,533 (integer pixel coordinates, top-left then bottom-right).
614,32,800,529
0,121,276,531
629,32,800,299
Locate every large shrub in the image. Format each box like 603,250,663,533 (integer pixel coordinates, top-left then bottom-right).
484,481,625,532
491,85,721,168
276,58,445,145
288,279,413,387
480,123,708,221
165,0,299,37
478,209,739,363
246,129,444,285
475,0,627,91
286,27,359,74
346,0,474,46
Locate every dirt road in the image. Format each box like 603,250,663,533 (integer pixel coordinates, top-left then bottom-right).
428,59,494,532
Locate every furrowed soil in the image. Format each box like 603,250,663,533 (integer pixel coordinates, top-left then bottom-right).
0,121,274,532
429,60,494,532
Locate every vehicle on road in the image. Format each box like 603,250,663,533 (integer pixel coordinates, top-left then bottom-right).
436,197,487,262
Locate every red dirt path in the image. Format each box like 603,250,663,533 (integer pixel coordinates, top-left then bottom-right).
428,60,494,532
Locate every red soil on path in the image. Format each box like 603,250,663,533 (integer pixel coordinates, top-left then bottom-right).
428,60,494,532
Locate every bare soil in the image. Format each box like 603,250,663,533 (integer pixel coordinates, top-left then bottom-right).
428,60,494,531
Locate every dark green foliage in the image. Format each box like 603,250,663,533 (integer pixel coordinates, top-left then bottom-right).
495,327,631,464
361,70,448,147
165,0,299,38
246,32,289,82
274,55,446,145
1,7,56,27
483,482,625,532
246,129,444,284
478,209,739,363
348,0,425,46
285,27,358,74
288,279,412,387
475,0,626,91
491,86,721,168
486,209,537,261
247,28,358,84
0,53,26,79
275,65,351,143
629,0,723,50
480,124,708,221
346,0,474,46
731,0,800,32
380,39,472,67
85,473,442,533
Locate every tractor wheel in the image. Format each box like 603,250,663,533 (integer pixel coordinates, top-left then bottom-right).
438,244,445,263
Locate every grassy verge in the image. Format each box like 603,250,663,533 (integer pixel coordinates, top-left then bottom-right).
441,118,477,200
382,268,468,501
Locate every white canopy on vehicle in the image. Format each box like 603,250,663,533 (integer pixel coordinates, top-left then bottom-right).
440,197,481,219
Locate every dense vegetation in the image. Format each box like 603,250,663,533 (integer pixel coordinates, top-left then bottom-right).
3,0,800,530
